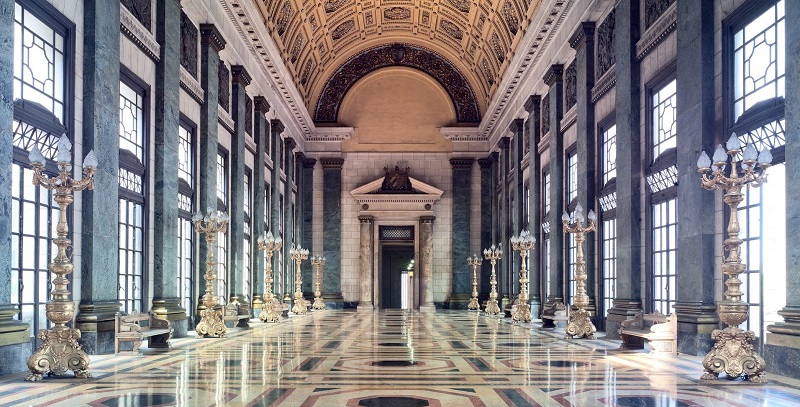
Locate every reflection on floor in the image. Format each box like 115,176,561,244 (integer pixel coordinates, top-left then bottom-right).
2,310,799,406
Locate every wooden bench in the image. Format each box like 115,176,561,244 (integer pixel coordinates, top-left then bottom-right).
115,312,171,355
619,310,677,355
223,302,251,327
541,302,568,328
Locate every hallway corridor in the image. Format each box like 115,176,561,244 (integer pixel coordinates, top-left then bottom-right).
3,310,799,406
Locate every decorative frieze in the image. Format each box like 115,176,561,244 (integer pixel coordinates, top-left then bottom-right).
331,19,355,41
564,61,577,112
245,96,253,137
199,24,226,53
180,11,198,78
541,94,550,137
218,61,230,112
308,127,353,142
645,0,676,30
439,19,463,40
179,66,205,104
218,105,235,134
120,4,160,61
636,1,677,61
440,127,484,141
121,0,151,31
591,65,616,103
384,7,411,21
596,9,616,80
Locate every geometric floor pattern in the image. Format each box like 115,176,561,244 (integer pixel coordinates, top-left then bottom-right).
2,310,800,406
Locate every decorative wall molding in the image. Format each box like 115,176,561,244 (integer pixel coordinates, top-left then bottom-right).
218,105,235,134
591,65,616,103
308,127,354,141
179,66,205,104
120,5,160,62
537,132,550,154
560,105,577,131
440,127,484,141
636,1,677,61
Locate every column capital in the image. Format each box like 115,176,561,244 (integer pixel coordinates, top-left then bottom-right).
420,216,436,224
302,156,317,168
358,215,374,224
253,96,271,114
569,22,596,50
478,156,494,169
543,64,564,86
508,118,524,134
284,136,297,151
231,65,252,87
270,119,284,134
320,157,344,169
449,158,474,169
497,136,511,150
524,95,541,113
199,24,226,52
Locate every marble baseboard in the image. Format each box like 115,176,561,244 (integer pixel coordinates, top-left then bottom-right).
764,342,800,380
171,319,189,338
78,331,116,355
677,332,714,356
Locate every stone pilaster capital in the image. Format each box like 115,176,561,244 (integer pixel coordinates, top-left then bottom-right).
253,96,271,114
199,24,226,52
524,95,541,113
449,158,474,169
420,216,436,224
231,65,252,87
302,157,317,168
508,119,524,135
478,156,494,169
569,22,596,50
270,119,284,135
358,215,374,224
543,64,564,86
497,136,511,150
284,137,297,151
320,157,344,169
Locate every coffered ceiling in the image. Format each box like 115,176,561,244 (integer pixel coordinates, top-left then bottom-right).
254,0,542,124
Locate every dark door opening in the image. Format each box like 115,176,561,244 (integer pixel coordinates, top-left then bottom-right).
380,245,414,309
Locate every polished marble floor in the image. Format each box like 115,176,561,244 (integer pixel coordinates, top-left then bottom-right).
2,310,799,406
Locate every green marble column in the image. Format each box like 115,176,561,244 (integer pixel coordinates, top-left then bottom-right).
298,153,315,296
524,95,542,317
77,0,121,354
282,137,296,300
478,156,494,301
229,65,251,309
497,137,510,310
449,158,473,309
269,119,283,301
251,97,270,311
321,158,344,305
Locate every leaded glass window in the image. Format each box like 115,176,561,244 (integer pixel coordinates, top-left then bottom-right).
733,1,785,121
601,124,617,185
599,192,617,212
602,218,617,314
217,152,227,209
243,171,252,301
567,233,576,302
119,198,144,314
543,237,550,299
652,199,677,315
177,122,195,323
543,171,551,215
652,79,677,161
178,125,193,186
646,165,678,193
566,152,577,204
120,82,144,161
178,217,194,323
217,230,228,304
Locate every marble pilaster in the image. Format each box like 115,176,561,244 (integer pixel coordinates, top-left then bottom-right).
673,0,718,355
251,97,270,309
151,0,186,337
449,158,474,309
497,137,511,308
195,24,225,323
228,65,251,307
299,153,315,295
510,120,525,298
0,0,29,374
358,216,374,310
765,0,800,378
524,95,542,317
542,65,565,328
282,137,296,299
419,216,436,311
77,0,122,354
606,0,643,339
321,158,344,302
478,157,495,301
269,119,283,299
570,22,598,322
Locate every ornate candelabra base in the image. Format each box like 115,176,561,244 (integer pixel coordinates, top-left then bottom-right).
25,328,91,381
259,297,281,323
565,308,596,339
292,293,308,315
701,326,767,383
512,303,531,323
196,308,226,338
312,296,325,310
467,297,480,311
485,299,500,315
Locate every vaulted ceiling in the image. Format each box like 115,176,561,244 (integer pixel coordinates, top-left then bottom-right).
254,0,542,124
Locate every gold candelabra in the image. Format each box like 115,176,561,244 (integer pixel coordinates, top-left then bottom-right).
562,203,596,339
467,255,482,311
290,245,310,315
257,231,282,322
192,211,229,338
311,255,326,310
510,230,536,323
697,133,770,383
25,136,96,381
483,245,502,315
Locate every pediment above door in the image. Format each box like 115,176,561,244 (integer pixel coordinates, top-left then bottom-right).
350,176,443,219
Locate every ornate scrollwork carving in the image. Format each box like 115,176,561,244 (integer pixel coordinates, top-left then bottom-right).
384,7,411,20
218,61,230,112
121,0,151,31
290,34,305,63
245,96,253,136
195,308,227,338
26,328,91,381
491,32,505,63
564,61,577,112
325,0,350,14
541,95,550,136
180,12,198,79
645,0,675,29
502,1,519,35
481,58,494,85
301,60,315,85
447,0,469,13
276,2,293,37
565,308,596,339
701,327,767,383
439,19,463,40
331,19,355,41
596,9,616,80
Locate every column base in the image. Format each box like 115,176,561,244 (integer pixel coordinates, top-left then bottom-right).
529,298,542,319
605,299,642,340
0,307,30,375
765,331,800,379
357,303,374,312
76,301,121,354
673,302,718,355
447,293,472,310
419,305,436,312
252,294,263,315
151,298,188,338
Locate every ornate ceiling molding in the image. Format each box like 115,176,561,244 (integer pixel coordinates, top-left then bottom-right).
308,127,353,142
441,127,484,142
314,43,480,123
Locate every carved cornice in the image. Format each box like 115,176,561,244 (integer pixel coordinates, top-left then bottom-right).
569,22,595,50
560,105,577,130
308,127,353,141
509,119,524,135
478,156,494,169
420,216,436,224
320,157,345,169
200,24,226,52
591,65,616,103
497,136,511,150
217,105,235,134
253,96,271,114
302,157,317,168
636,1,677,61
449,158,474,169
284,137,297,151
120,5,160,61
359,215,374,223
179,66,205,104
231,65,252,87
524,95,541,113
543,64,564,86
440,127,484,141
270,119,285,135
